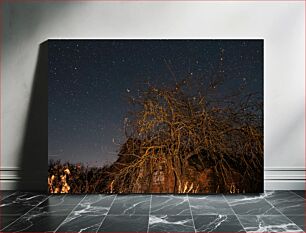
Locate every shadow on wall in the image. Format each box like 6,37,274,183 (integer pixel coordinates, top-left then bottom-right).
17,41,48,192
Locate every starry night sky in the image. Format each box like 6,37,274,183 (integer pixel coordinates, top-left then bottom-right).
48,40,263,167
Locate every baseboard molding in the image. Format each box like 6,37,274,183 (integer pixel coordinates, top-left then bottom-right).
0,167,46,191
0,167,21,190
0,167,305,191
264,167,305,190
264,180,305,190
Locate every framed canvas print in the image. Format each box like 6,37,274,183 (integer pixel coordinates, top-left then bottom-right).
48,39,263,194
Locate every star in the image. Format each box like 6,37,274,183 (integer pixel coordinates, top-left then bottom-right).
48,39,263,171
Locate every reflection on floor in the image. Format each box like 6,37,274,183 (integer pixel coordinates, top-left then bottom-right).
0,190,304,232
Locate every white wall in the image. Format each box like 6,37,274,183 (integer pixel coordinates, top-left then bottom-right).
1,1,304,190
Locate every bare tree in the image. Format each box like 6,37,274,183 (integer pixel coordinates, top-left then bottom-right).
104,69,263,194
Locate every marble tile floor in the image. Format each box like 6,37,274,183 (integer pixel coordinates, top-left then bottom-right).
0,190,304,233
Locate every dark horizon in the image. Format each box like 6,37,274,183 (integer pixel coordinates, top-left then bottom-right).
48,39,263,167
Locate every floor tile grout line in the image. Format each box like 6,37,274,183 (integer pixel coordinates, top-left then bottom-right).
146,194,152,233
1,192,304,232
222,194,247,232
95,194,117,233
0,191,17,201
289,190,305,200
187,194,197,233
1,194,50,231
263,194,304,232
53,194,87,233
